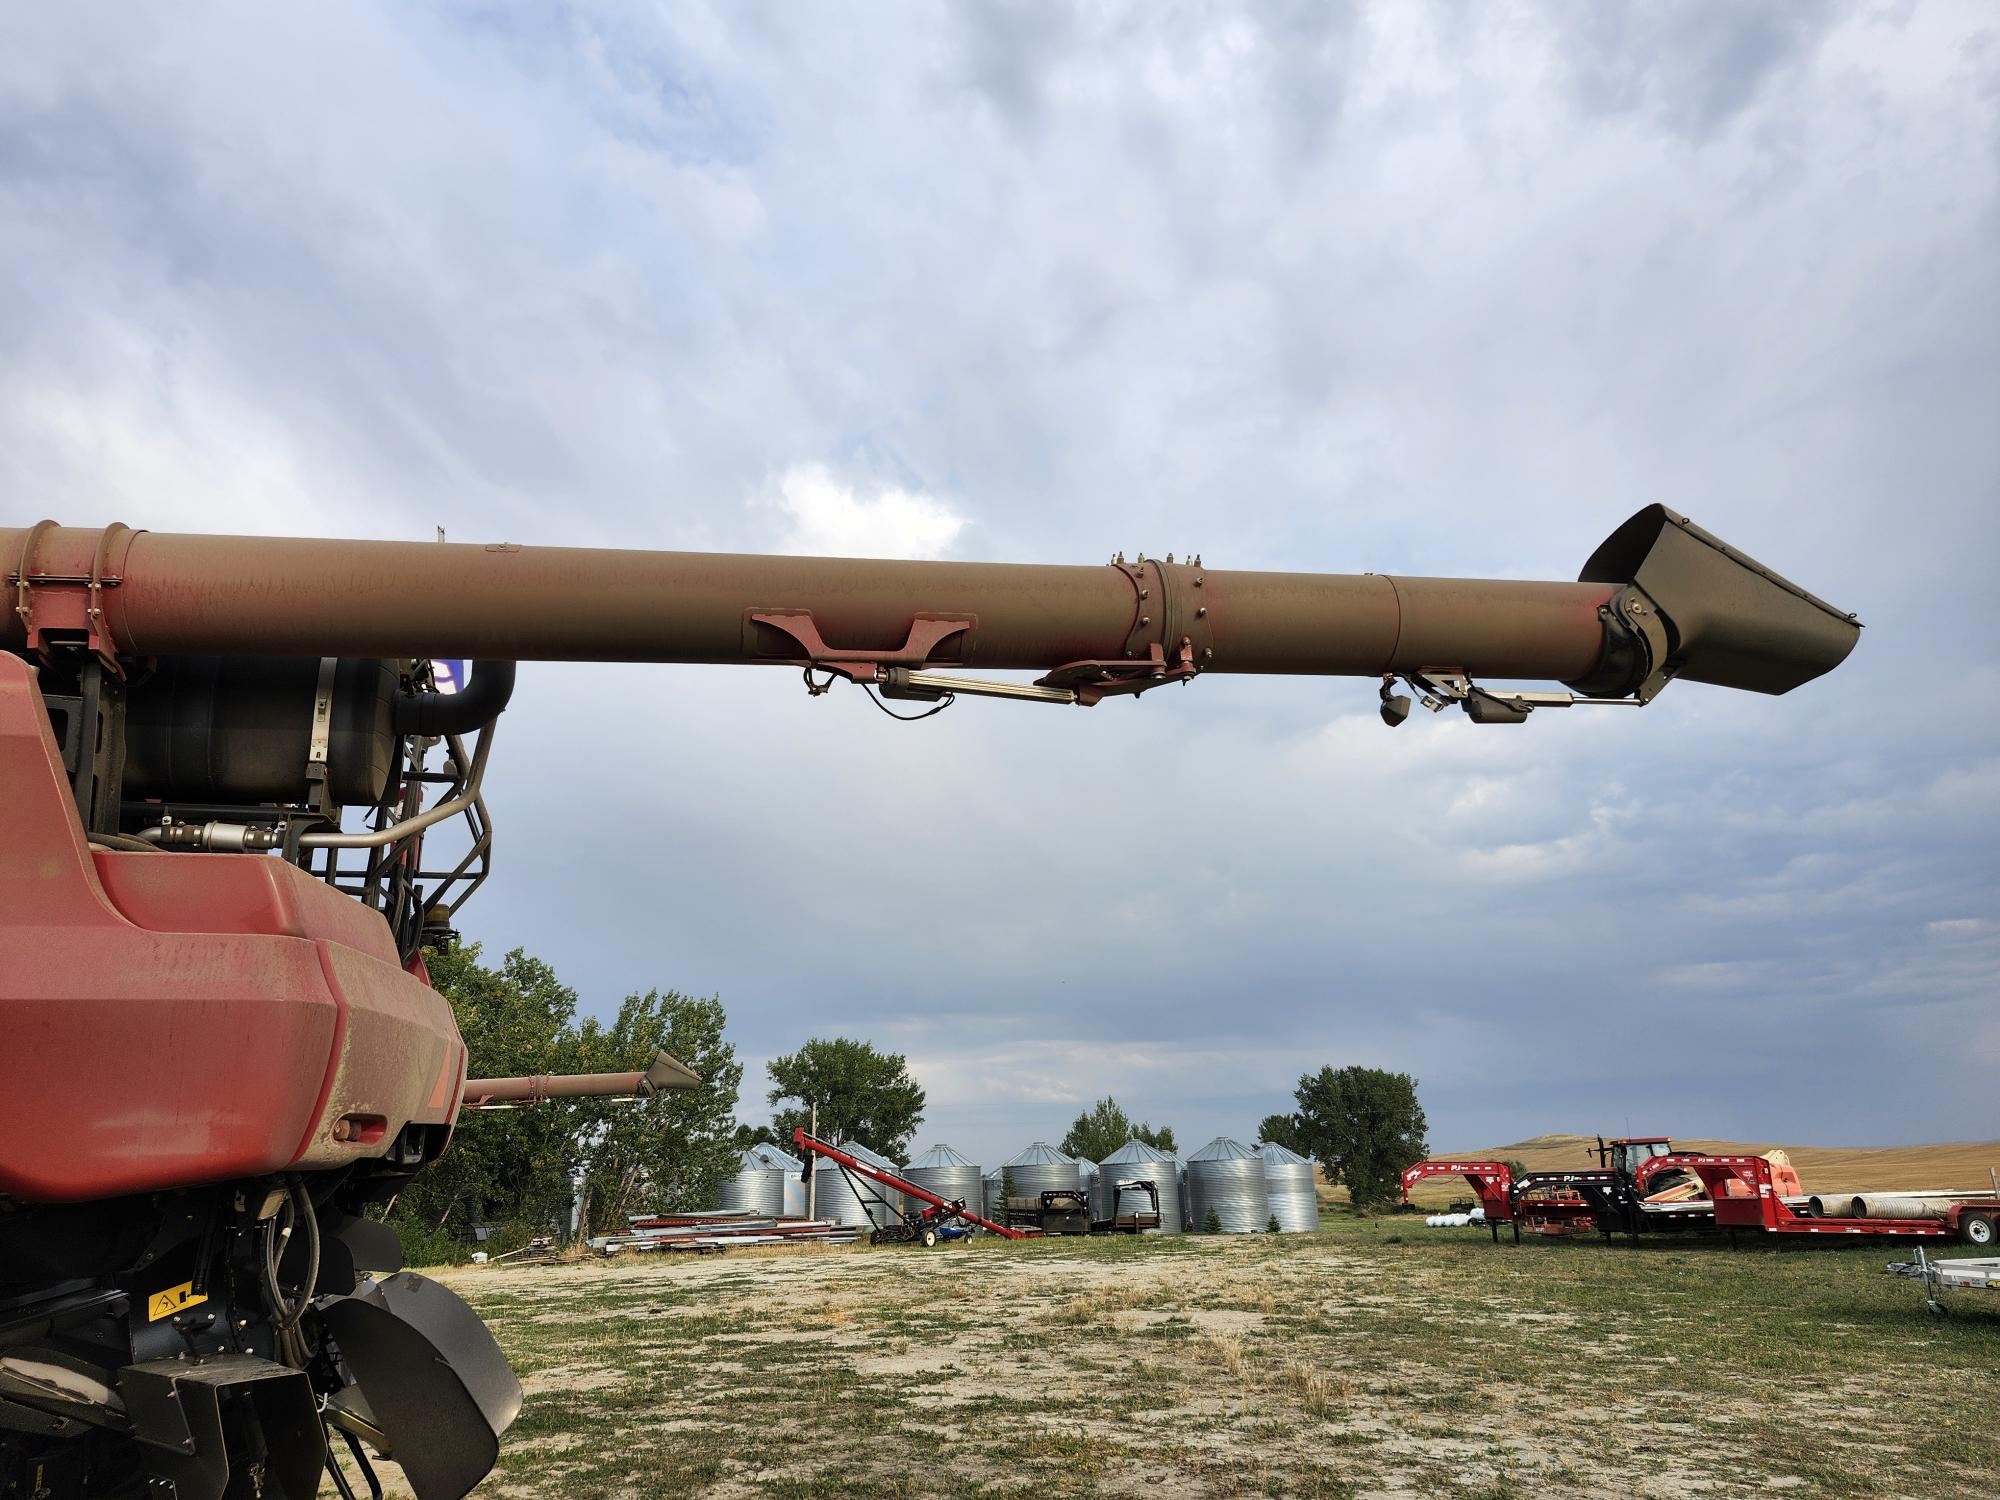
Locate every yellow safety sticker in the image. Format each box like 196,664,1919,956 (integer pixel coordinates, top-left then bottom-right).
147,1281,208,1322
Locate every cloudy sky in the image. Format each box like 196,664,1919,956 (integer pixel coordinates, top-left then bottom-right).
5,3,1994,1163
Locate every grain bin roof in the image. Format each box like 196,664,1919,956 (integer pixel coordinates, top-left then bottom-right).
1188,1136,1260,1162
1004,1141,1073,1167
1257,1142,1312,1166
740,1144,802,1172
906,1143,975,1170
1101,1140,1176,1166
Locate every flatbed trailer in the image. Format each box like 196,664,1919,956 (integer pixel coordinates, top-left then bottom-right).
1681,1156,2000,1246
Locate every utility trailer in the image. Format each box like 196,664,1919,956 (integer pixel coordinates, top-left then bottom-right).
1887,1248,2000,1316
1681,1156,2000,1246
792,1129,1032,1243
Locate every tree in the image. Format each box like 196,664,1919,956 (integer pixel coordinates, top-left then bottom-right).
1293,1065,1428,1211
767,1038,926,1160
390,944,593,1241
1257,1111,1306,1155
384,943,744,1251
1059,1097,1176,1163
1203,1207,1222,1234
731,1122,783,1153
570,988,744,1234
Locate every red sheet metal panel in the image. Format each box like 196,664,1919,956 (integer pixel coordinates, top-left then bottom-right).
0,653,463,1203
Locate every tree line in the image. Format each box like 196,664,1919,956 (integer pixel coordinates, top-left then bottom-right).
393,942,1427,1259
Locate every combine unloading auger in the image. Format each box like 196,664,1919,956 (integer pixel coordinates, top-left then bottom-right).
0,507,1856,1498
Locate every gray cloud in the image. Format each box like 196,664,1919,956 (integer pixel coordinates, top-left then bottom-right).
2,1,1994,1161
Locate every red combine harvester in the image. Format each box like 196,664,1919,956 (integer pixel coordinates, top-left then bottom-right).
0,510,1858,1497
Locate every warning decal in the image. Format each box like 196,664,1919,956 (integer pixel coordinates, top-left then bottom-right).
146,1281,208,1322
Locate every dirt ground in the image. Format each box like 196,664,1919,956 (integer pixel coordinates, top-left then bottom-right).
368,1215,1998,1500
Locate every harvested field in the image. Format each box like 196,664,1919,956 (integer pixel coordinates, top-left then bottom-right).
401,1216,1998,1500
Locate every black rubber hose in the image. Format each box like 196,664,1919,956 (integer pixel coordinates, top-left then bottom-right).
395,660,516,736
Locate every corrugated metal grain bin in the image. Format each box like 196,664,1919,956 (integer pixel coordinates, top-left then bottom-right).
1095,1140,1182,1233
749,1143,809,1218
1186,1137,1270,1233
1258,1141,1319,1232
811,1139,902,1228
902,1144,983,1215
1072,1156,1098,1218
718,1145,795,1218
1001,1142,1081,1203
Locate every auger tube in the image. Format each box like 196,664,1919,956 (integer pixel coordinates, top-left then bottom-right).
0,505,1859,700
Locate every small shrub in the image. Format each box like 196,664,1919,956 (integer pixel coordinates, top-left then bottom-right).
1204,1207,1222,1234
1267,1215,1281,1233
390,1219,466,1269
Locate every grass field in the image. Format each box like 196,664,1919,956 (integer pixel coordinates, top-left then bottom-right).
412,1214,1998,1500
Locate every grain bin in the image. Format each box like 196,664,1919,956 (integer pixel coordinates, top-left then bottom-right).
1096,1140,1183,1233
1072,1156,1099,1218
1185,1137,1270,1233
902,1144,983,1215
1258,1141,1319,1232
810,1139,902,1228
1001,1142,1081,1205
748,1143,809,1218
718,1145,790,1218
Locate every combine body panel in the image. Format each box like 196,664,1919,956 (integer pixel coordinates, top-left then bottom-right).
0,655,463,1203
0,508,1862,1499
